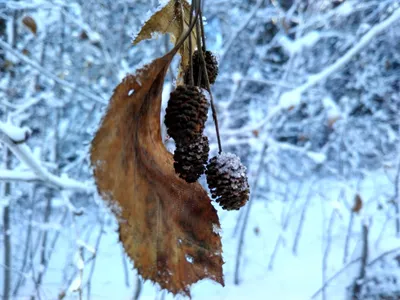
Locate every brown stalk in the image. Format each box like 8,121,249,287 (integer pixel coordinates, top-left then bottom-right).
195,15,223,153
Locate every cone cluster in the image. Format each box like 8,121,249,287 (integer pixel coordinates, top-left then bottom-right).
164,49,249,211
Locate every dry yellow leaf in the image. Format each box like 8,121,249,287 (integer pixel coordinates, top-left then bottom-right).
133,0,197,75
22,16,37,36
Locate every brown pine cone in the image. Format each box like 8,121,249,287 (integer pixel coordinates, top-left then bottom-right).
206,153,250,210
164,85,209,143
184,50,219,88
174,135,210,183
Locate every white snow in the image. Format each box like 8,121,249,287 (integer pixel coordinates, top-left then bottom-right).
279,31,320,56
322,96,341,120
0,121,31,143
279,90,302,109
69,276,82,292
336,1,354,16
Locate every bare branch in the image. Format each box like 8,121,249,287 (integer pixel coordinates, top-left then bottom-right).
0,39,107,105
279,7,400,107
0,127,92,192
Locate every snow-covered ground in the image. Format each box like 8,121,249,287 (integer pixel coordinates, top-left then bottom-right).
5,170,399,300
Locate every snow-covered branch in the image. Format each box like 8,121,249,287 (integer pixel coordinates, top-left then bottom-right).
0,122,92,192
0,39,107,105
0,169,40,182
279,7,400,108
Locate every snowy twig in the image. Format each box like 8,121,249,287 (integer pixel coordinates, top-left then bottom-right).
351,222,369,299
219,0,265,64
269,182,303,270
292,180,316,255
311,257,362,299
0,125,91,192
322,211,336,300
279,7,400,108
0,169,44,182
234,141,269,284
0,39,107,105
343,210,354,264
133,275,143,300
393,155,400,236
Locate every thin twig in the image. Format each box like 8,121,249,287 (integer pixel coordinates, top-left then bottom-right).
312,246,400,299
292,180,316,255
31,191,53,299
311,257,362,299
195,19,222,153
219,0,264,64
394,155,400,236
269,182,303,270
13,187,36,297
322,211,336,300
133,275,142,300
0,39,107,104
121,247,131,288
199,10,207,50
2,149,12,300
188,1,194,85
279,7,400,105
0,129,91,192
351,221,369,300
234,142,268,284
343,211,354,264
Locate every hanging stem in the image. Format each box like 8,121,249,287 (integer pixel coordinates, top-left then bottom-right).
199,10,207,51
195,19,222,153
174,0,200,51
187,1,194,85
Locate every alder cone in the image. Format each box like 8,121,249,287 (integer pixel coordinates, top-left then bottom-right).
184,50,218,88
174,135,209,183
206,153,250,211
164,85,209,143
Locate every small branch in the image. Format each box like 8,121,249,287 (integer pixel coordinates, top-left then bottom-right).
343,212,355,264
292,180,316,255
312,247,400,299
219,0,265,64
2,165,11,300
133,275,142,300
0,129,91,192
279,7,400,106
0,39,107,105
195,19,223,153
234,142,268,284
0,169,45,182
351,221,369,300
394,156,400,236
269,182,303,270
322,211,336,300
311,257,362,299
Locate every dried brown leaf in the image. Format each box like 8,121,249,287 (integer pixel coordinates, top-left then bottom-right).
22,16,37,35
352,194,363,214
133,0,196,75
90,48,224,296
